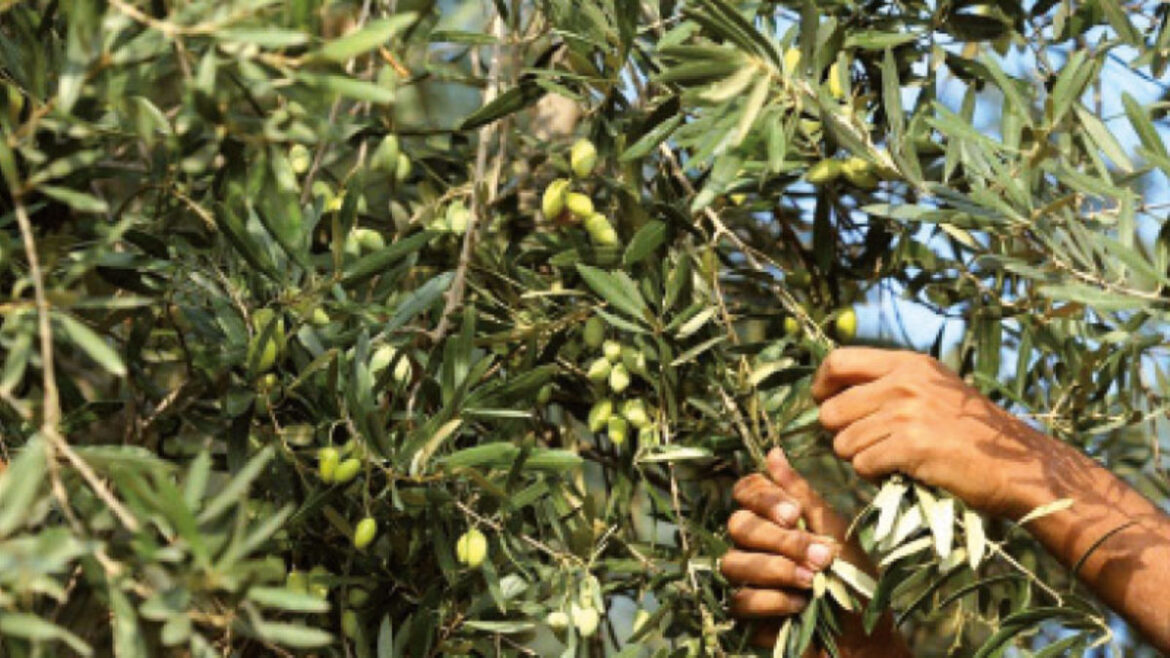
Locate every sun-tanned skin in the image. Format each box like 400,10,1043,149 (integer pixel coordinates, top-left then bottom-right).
726,347,1170,652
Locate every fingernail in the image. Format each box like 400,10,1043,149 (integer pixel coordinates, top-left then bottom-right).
774,502,799,525
807,543,833,568
795,567,815,587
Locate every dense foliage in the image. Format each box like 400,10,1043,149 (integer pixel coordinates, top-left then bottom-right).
2,0,1170,655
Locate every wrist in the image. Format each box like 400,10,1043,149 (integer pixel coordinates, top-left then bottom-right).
996,426,1074,521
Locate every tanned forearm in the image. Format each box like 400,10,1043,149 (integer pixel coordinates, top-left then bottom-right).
1005,428,1170,650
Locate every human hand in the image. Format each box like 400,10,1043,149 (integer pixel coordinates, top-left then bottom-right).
813,347,1060,518
722,449,842,641
724,448,909,655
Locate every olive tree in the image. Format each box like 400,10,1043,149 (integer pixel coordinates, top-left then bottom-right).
1,0,1168,655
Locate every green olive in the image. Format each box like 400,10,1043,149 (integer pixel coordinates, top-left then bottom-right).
373,135,400,172
571,603,600,637
570,138,598,178
806,159,842,184
542,178,571,219
317,447,339,483
608,363,631,394
332,457,362,484
586,357,612,383
583,316,606,349
353,517,377,550
455,528,488,568
566,192,594,219
835,306,858,343
607,415,628,446
289,144,311,175
588,399,613,432
602,340,622,363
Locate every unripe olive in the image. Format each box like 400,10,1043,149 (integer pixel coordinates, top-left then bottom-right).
835,306,858,343
347,587,370,608
341,609,360,639
248,308,286,373
308,566,331,599
333,457,362,484
799,119,822,136
542,178,571,219
583,316,606,349
570,138,598,178
255,372,279,395
373,135,400,172
783,316,800,337
583,212,619,246
620,345,646,375
537,383,553,406
311,307,331,326
783,47,801,73
395,152,412,183
571,603,600,637
447,203,470,235
353,517,377,550
841,157,878,190
289,144,311,175
370,345,412,384
586,357,612,383
607,415,628,446
637,425,659,446
588,399,613,432
828,62,846,99
787,270,812,288
566,192,594,219
354,228,385,252
602,340,622,363
286,569,308,593
806,159,842,184
608,363,631,394
622,399,650,430
546,610,570,631
455,528,488,568
317,447,340,483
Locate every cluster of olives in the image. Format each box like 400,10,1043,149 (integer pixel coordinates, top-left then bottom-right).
544,575,604,639
580,316,657,449
541,139,619,246
285,567,372,641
